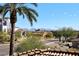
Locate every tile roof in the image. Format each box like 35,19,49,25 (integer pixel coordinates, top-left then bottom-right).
16,48,79,56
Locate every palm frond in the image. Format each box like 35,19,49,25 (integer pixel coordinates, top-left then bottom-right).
3,9,8,18
4,3,10,9
31,3,38,7
28,8,38,17
0,6,8,18
28,11,37,22
20,6,38,26
28,15,33,26
0,3,38,26
17,7,25,19
22,7,33,26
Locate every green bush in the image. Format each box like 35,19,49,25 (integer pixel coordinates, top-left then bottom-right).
15,31,22,41
15,36,46,52
26,32,42,40
0,32,9,43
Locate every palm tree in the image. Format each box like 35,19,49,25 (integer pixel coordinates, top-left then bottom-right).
0,3,38,56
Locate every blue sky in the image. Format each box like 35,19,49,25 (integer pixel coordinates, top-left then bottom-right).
4,3,79,30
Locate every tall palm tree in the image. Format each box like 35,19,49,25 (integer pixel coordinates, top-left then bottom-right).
0,3,38,56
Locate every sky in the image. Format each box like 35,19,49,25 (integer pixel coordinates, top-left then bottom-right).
3,3,79,30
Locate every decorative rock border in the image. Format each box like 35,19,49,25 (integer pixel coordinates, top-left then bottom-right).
16,48,79,56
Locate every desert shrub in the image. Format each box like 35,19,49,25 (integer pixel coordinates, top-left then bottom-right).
26,32,42,40
26,32,33,37
15,36,47,52
0,32,9,43
43,32,53,39
32,33,42,37
45,33,53,38
15,31,22,41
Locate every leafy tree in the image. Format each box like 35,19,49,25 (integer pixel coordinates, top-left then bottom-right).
53,31,63,42
61,28,77,42
53,27,77,42
0,3,38,55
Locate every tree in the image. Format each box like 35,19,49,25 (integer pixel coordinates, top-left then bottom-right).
61,28,77,42
53,27,77,42
53,31,63,42
0,3,38,56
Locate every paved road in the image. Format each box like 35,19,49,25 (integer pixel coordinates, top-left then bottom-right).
0,44,9,56
0,43,17,56
42,38,59,43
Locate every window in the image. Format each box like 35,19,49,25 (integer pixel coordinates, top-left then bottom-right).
0,20,2,25
3,21,7,25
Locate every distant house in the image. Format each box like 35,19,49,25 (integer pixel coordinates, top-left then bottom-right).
0,17,11,32
15,28,27,37
0,16,21,33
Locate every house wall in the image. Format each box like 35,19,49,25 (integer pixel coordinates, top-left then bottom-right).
0,17,10,32
2,26,7,32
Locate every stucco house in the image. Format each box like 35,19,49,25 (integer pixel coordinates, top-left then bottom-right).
0,17,11,32
0,16,20,33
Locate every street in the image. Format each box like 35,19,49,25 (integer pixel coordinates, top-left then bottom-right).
0,43,17,56
0,44,9,56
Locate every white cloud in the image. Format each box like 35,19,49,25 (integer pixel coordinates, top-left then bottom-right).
69,14,72,16
68,14,77,17
63,11,77,17
64,12,67,15
73,14,77,16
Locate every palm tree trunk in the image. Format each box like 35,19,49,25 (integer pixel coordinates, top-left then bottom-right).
9,23,15,56
9,9,16,56
9,9,17,56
